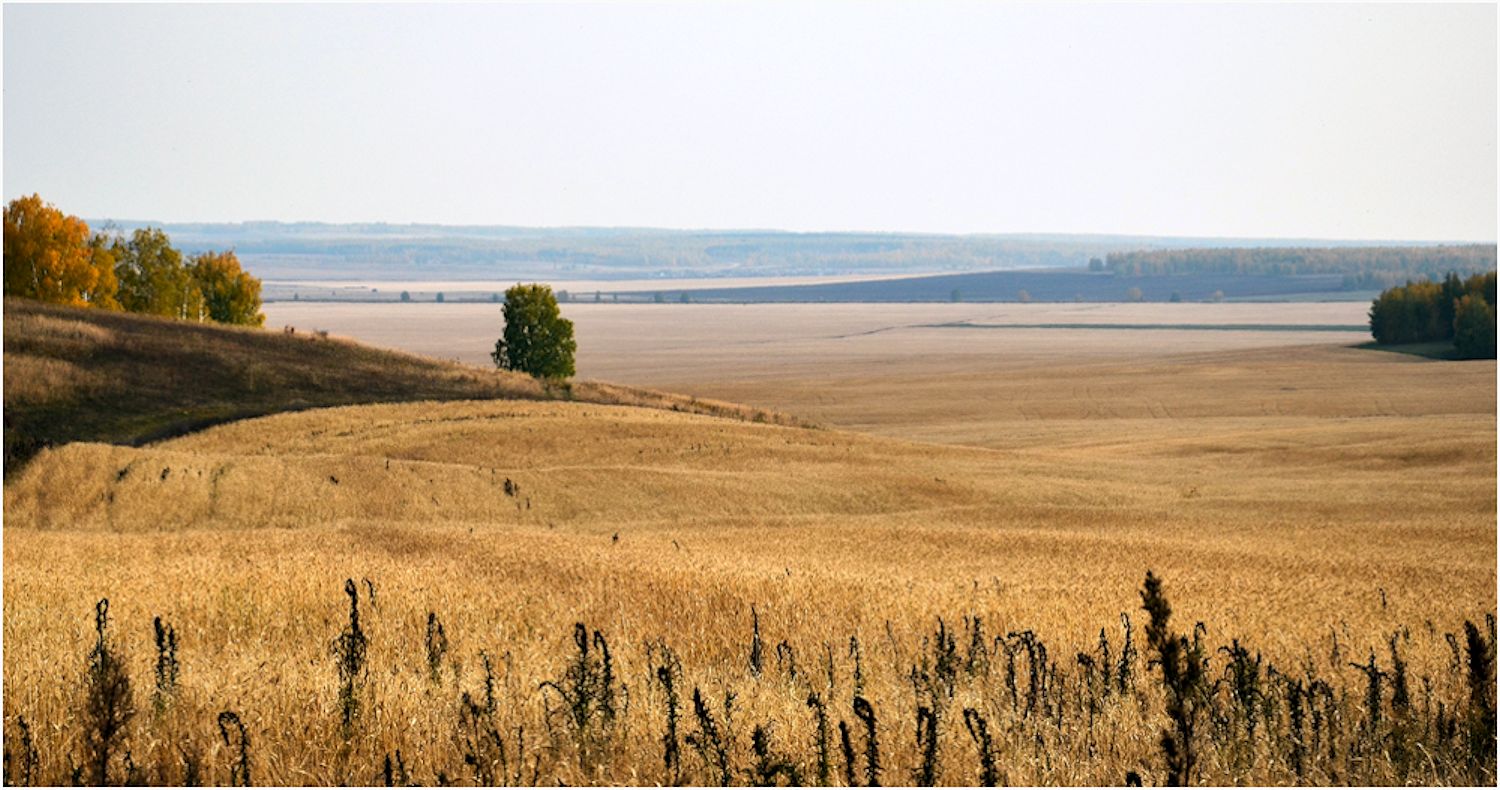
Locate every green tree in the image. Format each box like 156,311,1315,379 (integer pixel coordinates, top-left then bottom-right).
1466,271,1497,306
113,228,202,319
190,250,264,326
492,284,576,380
1453,294,1496,359
1439,272,1466,331
1369,279,1448,344
400,291,412,302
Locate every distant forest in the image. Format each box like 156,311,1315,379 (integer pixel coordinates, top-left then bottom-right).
99,223,1133,279
96,220,1480,282
1104,245,1496,288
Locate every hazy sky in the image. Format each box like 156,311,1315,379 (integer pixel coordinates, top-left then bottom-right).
4,2,1495,239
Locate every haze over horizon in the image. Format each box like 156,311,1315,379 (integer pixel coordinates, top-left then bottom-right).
71,218,1497,247
5,2,1496,242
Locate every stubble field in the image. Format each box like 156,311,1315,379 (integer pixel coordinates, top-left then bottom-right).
4,301,1495,785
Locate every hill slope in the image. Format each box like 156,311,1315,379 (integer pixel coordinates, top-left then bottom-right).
4,397,1493,784
2,298,798,469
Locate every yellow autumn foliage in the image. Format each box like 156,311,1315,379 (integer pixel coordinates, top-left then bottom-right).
3,194,119,309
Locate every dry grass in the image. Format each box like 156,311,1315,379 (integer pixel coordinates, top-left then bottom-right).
1,298,802,470
4,390,1494,784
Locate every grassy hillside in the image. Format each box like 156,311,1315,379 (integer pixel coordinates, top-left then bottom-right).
5,397,1494,784
2,298,798,470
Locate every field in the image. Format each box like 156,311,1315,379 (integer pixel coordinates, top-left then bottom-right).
262,301,1389,446
260,270,1373,305
3,299,1496,786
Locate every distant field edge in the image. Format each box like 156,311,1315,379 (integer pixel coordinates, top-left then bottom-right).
929,321,1371,333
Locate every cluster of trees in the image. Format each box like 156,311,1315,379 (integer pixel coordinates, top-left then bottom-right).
1368,271,1496,359
1106,245,1496,286
3,195,263,325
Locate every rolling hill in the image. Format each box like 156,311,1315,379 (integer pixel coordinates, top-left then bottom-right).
1,298,798,470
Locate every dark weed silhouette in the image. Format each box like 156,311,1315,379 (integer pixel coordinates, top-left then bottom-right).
540,623,624,771
4,715,39,787
217,711,251,787
331,579,369,732
1141,571,1207,787
425,612,449,684
748,724,802,786
151,616,180,712
962,708,999,787
83,598,135,786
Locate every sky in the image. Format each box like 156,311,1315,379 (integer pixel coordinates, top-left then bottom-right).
3,2,1496,240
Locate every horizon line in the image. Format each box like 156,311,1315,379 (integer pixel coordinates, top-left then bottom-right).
72,216,1498,247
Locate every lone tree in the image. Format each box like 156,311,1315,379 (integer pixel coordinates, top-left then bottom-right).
492,283,576,379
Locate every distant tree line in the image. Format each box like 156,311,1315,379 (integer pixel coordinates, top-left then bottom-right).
118,222,1162,280
3,195,263,325
1368,271,1496,359
1106,245,1496,288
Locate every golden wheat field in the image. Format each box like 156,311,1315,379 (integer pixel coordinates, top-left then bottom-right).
4,303,1497,786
